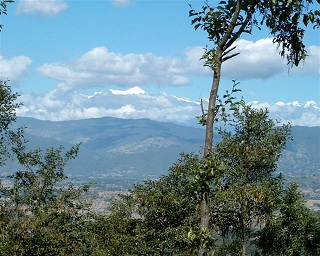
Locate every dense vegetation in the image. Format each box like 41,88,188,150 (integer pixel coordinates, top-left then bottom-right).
1,0,320,255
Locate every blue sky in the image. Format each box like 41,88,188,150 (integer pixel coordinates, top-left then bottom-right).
0,0,319,126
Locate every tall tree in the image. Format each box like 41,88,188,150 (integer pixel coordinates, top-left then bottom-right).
189,1,320,254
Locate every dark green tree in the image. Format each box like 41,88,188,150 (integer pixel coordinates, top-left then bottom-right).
0,139,95,255
99,153,204,255
189,1,320,254
255,183,320,256
0,3,100,254
0,81,25,166
211,105,291,255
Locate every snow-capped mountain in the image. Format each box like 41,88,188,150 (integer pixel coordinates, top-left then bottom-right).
110,86,145,95
17,87,320,127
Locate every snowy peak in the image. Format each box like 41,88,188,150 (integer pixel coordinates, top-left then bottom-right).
275,101,320,110
110,86,145,95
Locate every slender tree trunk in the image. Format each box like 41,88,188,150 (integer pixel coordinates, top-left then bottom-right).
198,189,210,256
197,2,247,254
203,49,222,157
198,48,223,256
242,241,246,256
241,218,246,256
240,205,246,256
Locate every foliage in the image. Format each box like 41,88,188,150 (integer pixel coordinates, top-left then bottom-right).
216,105,291,184
102,104,318,256
0,80,96,255
197,80,244,126
0,81,25,166
255,183,320,256
90,197,143,256
0,0,14,30
207,105,291,254
96,153,204,255
0,144,95,255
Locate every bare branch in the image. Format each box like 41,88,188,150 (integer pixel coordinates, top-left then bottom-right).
222,45,237,57
222,52,240,62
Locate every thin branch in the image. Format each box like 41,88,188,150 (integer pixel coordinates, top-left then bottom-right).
218,0,242,49
222,52,240,62
222,45,237,57
200,98,205,116
225,11,253,50
225,1,261,51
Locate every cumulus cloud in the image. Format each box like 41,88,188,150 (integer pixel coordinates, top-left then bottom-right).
37,47,189,92
35,39,319,93
291,45,320,76
182,39,319,80
221,38,286,79
181,46,210,75
17,0,67,16
16,86,319,127
111,0,132,7
0,55,32,85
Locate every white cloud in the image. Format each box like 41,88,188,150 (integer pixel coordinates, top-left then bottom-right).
37,47,189,91
221,38,286,79
249,100,320,127
16,86,319,127
182,39,319,80
17,0,67,16
35,39,319,93
16,87,200,125
291,45,320,76
181,46,210,75
0,55,32,85
111,0,131,7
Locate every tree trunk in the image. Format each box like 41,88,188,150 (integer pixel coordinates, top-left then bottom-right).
197,2,245,254
203,49,222,157
198,48,223,256
242,240,246,256
198,190,210,256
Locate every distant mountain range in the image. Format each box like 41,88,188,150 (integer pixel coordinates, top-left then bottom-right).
2,116,319,189
17,85,320,127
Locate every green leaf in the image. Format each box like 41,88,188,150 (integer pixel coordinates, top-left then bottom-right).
303,14,309,26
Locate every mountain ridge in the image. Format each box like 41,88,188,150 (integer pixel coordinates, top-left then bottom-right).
3,116,319,187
